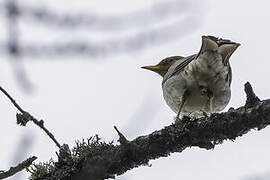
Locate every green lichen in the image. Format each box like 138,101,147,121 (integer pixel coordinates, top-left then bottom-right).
27,159,55,180
72,135,114,161
27,135,115,180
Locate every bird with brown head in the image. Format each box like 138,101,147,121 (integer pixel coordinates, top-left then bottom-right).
142,35,240,119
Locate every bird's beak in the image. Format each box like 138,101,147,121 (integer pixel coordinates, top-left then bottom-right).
141,65,167,77
141,65,161,72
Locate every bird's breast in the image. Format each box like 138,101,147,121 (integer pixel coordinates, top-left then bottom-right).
162,51,231,117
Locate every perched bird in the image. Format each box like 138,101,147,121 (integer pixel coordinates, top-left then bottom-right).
142,35,240,118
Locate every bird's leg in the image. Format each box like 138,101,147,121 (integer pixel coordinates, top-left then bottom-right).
200,97,213,118
199,85,211,117
176,90,188,120
207,90,214,114
209,97,213,113
199,86,213,117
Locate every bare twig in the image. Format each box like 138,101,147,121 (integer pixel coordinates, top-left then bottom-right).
29,116,61,149
0,86,24,113
0,85,61,149
114,126,128,145
244,81,260,108
0,156,37,179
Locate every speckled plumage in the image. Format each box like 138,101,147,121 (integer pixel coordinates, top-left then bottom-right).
162,52,231,117
143,36,240,118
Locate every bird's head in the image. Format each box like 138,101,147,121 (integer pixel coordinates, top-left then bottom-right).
141,56,182,77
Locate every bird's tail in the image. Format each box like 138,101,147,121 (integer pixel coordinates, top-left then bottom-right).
197,35,240,65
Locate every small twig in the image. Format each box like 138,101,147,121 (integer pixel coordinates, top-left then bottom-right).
0,86,24,113
114,126,128,145
0,85,61,149
0,156,37,179
244,82,260,108
30,117,62,149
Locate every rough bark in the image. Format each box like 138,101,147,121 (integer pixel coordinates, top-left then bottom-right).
0,156,37,179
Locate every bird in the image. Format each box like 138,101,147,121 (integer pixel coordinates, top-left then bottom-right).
142,35,240,119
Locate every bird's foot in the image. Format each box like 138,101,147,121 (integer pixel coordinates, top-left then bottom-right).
200,110,209,118
174,116,182,123
174,114,192,124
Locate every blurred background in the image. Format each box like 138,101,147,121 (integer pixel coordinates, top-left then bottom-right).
0,0,270,179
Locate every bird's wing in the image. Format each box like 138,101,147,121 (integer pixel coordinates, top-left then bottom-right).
162,54,196,84
159,56,184,63
168,54,196,78
227,62,232,86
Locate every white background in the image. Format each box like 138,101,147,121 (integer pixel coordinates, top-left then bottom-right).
1,0,270,180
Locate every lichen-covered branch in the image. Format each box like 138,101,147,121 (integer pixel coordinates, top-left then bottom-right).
29,82,270,180
0,156,37,179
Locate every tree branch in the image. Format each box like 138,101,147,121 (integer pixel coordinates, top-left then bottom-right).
0,86,62,149
0,86,24,113
0,156,37,179
244,81,260,108
30,82,270,180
